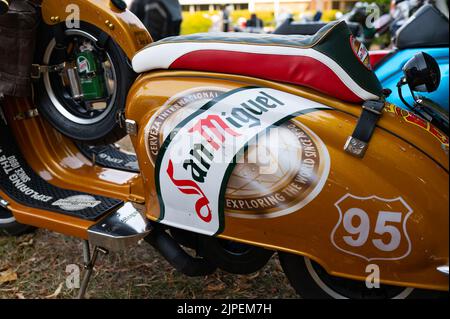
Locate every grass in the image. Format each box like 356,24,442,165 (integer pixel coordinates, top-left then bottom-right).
0,230,297,299
181,12,213,35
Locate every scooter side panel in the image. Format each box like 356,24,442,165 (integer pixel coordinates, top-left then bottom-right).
41,0,152,59
126,72,448,291
2,98,145,203
375,47,449,111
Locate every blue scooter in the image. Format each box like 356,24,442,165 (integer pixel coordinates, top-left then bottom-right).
373,4,449,111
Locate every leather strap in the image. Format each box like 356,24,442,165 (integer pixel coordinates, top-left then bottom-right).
344,100,385,157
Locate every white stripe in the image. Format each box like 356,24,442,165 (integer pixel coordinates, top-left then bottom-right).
305,257,348,299
132,42,379,101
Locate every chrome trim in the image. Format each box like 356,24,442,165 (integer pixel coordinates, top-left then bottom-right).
0,197,9,208
125,119,138,136
437,265,449,275
0,197,16,224
344,136,368,157
66,67,83,100
87,202,152,252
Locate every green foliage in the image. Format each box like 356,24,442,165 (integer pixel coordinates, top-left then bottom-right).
181,12,213,35
321,9,340,22
181,10,277,33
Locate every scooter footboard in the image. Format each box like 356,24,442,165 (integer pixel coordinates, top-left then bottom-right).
126,71,449,292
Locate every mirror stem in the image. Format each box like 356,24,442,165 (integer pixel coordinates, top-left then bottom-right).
397,79,416,113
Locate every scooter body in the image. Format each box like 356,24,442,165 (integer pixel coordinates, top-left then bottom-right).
0,0,448,297
375,47,449,111
122,70,448,292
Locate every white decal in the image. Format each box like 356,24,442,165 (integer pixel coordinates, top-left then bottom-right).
52,195,101,211
331,194,413,261
155,87,330,235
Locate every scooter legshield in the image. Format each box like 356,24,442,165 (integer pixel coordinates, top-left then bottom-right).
126,71,449,292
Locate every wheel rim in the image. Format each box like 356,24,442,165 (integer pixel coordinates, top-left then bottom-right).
304,257,414,299
43,29,118,125
0,207,16,224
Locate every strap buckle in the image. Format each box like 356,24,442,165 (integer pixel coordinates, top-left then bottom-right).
344,136,368,158
344,100,385,158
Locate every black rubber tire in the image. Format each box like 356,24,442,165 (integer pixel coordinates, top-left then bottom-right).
34,21,136,145
198,236,274,275
278,252,445,299
0,207,35,236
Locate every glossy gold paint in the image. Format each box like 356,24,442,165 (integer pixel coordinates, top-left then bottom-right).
126,71,448,291
2,97,145,238
41,0,152,59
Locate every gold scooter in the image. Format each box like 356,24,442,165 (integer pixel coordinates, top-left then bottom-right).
0,0,448,299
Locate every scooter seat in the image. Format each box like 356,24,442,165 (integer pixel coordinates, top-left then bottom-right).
132,21,383,103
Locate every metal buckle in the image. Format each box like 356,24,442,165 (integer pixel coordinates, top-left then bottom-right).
344,136,368,158
31,64,42,79
362,103,383,115
125,119,138,136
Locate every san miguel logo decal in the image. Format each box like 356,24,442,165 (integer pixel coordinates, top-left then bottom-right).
225,120,330,219
145,87,331,235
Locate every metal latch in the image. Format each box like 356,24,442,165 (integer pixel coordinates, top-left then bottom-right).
31,63,66,79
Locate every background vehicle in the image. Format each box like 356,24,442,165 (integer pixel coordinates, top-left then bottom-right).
273,1,449,112
274,2,382,47
130,0,182,41
373,3,449,111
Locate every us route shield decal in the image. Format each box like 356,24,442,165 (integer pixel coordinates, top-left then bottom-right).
155,87,330,235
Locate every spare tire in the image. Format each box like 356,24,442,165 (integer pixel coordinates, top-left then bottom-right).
34,21,136,145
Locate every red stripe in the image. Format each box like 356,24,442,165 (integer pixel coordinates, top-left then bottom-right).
170,50,363,103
